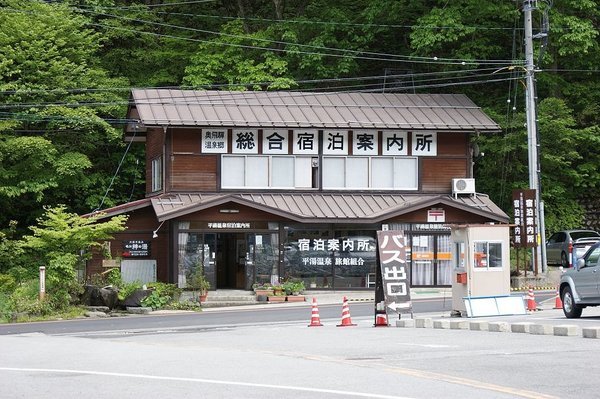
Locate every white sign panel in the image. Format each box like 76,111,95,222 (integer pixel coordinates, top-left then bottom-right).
232,129,259,154
427,209,445,223
412,131,437,156
202,128,228,153
352,131,378,155
293,129,319,154
262,129,289,154
382,131,408,155
376,230,412,315
323,130,348,155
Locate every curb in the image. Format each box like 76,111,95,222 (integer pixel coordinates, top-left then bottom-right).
396,317,600,339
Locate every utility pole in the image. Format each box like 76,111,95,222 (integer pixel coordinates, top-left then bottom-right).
523,0,546,274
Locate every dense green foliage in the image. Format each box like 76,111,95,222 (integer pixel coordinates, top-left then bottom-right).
0,206,127,321
1,0,599,243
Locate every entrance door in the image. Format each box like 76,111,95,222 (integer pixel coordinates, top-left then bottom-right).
216,233,247,289
410,234,452,286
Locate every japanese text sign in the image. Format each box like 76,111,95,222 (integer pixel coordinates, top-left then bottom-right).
122,240,150,257
376,231,412,314
512,189,537,248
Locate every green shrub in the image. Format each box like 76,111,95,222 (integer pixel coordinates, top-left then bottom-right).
0,274,16,294
141,282,181,310
117,281,143,301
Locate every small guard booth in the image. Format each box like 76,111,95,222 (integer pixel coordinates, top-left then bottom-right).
450,224,519,317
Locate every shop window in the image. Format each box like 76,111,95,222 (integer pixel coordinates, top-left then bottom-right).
473,241,503,269
282,227,377,289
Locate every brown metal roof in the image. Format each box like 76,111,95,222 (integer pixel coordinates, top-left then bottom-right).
151,193,509,224
130,89,501,132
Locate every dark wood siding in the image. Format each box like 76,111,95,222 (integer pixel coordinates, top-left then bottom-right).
173,129,201,153
170,154,218,191
437,132,468,156
421,158,468,193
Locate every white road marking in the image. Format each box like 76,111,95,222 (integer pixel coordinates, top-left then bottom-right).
0,367,415,399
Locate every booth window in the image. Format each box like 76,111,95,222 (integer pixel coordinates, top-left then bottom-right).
473,241,502,269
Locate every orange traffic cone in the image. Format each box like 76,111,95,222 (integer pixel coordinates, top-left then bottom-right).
308,297,323,327
554,286,563,309
527,286,538,311
337,296,357,327
374,312,388,327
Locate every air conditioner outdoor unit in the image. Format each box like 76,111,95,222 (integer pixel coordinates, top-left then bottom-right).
452,178,476,196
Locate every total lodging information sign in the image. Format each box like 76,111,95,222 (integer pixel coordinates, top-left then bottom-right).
375,230,413,318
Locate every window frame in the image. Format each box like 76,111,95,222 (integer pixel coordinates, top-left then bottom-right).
151,156,163,192
321,155,418,190
473,240,503,270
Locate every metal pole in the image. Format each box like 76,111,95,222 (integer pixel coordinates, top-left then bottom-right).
523,0,544,274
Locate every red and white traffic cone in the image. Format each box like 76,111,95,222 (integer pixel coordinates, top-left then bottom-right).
337,296,357,327
308,297,323,327
554,286,563,309
374,312,388,327
527,286,538,311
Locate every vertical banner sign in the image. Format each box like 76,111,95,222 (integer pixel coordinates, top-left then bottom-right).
376,231,413,319
512,189,537,248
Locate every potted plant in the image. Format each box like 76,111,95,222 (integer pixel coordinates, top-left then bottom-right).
252,282,273,302
268,284,286,302
187,263,210,303
282,279,305,302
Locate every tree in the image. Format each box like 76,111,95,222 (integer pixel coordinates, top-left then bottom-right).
0,0,143,228
16,205,127,308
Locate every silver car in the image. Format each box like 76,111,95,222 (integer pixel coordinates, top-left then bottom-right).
546,229,600,268
560,241,600,318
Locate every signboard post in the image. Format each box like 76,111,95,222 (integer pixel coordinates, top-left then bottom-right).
375,231,413,322
512,189,538,274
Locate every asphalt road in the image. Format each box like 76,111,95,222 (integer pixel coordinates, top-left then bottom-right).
2,300,600,399
0,293,559,336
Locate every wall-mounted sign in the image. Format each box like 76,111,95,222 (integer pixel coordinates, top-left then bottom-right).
411,131,437,156
293,129,319,155
202,129,228,153
232,129,259,154
322,130,349,155
208,222,252,229
382,131,408,155
427,208,445,223
262,129,289,154
512,189,537,248
122,240,150,257
352,131,378,156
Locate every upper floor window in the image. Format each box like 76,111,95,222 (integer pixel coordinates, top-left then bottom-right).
222,155,418,190
322,156,418,190
221,155,313,189
151,156,163,192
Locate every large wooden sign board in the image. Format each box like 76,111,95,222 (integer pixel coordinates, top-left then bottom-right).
375,231,413,320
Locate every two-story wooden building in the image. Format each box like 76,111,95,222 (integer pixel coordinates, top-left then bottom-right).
90,89,509,291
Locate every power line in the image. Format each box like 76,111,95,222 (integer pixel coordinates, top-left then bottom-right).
72,2,523,31
69,6,520,66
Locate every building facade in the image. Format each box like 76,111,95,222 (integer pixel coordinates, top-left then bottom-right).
89,90,509,290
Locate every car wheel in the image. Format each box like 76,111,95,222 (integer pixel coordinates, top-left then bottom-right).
560,252,570,268
562,286,582,318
